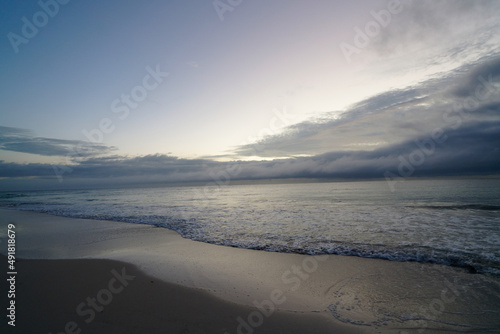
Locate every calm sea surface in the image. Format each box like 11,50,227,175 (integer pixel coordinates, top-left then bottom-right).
1,179,499,274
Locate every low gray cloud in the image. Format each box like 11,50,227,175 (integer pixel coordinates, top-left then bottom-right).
448,56,500,98
1,56,499,190
235,55,500,158
0,126,115,158
1,117,498,190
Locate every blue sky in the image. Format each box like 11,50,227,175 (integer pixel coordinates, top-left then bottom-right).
1,0,500,190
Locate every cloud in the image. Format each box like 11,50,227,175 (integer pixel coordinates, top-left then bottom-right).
1,117,499,190
371,0,500,58
1,56,499,190
0,126,116,158
234,55,500,158
0,161,56,178
343,0,500,87
448,56,500,98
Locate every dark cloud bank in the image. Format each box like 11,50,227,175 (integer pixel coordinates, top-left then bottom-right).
1,56,500,190
0,126,114,157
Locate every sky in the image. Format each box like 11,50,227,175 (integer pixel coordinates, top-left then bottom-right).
1,0,500,190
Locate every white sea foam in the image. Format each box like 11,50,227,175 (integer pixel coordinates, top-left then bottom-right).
1,179,499,274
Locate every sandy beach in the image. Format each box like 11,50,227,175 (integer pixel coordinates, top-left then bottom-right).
1,208,499,333
3,1,500,333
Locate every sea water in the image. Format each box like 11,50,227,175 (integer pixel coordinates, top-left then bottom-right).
1,178,499,274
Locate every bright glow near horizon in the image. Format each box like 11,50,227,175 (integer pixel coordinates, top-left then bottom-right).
0,1,439,158
1,0,500,189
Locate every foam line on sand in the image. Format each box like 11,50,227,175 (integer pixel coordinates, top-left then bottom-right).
1,209,499,333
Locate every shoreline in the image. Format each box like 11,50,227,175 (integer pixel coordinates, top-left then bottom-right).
2,206,497,275
1,208,500,333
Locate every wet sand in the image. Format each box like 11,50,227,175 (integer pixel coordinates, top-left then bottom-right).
0,209,499,333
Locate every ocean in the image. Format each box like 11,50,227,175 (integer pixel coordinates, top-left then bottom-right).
1,178,499,274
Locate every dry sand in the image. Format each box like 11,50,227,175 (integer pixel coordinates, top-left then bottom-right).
0,209,499,333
